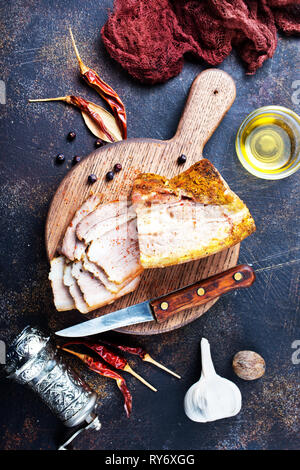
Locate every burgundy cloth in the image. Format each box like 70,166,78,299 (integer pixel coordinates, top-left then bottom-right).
101,0,300,84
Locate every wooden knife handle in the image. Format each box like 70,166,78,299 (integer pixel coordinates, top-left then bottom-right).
150,264,255,323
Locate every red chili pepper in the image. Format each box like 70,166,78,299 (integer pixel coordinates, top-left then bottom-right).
63,340,127,369
69,95,116,142
61,346,132,418
62,340,157,392
100,340,181,379
82,70,127,139
101,340,147,359
28,95,118,142
70,28,127,139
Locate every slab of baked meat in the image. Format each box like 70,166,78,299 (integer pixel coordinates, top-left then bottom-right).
131,159,256,268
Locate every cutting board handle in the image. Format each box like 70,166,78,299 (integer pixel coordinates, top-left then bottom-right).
170,69,236,156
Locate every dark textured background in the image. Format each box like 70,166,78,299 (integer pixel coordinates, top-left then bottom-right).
0,0,299,450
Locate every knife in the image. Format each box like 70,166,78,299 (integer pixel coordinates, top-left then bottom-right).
56,264,255,337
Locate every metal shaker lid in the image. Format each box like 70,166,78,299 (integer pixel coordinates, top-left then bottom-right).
4,326,49,377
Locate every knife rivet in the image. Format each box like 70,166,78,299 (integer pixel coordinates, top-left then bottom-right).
160,301,169,311
197,288,206,296
234,272,243,281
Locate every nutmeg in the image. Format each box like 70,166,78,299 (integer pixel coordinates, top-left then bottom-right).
232,350,265,380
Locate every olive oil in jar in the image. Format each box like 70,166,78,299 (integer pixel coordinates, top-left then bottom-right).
236,106,300,180
244,118,293,171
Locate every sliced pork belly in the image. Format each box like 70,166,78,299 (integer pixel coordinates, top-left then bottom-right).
61,194,101,261
48,256,75,311
87,219,143,284
132,159,256,268
63,263,91,314
82,254,128,294
76,199,136,244
72,261,140,310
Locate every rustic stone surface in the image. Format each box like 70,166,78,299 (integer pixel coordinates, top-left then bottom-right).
0,0,299,450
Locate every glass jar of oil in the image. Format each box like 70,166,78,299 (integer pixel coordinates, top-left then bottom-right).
236,106,300,179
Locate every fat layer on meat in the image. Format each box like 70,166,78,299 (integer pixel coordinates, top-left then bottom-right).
87,219,143,284
61,194,101,261
48,256,75,311
132,159,256,268
76,199,136,244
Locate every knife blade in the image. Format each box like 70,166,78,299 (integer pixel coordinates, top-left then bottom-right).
56,301,153,337
56,264,255,337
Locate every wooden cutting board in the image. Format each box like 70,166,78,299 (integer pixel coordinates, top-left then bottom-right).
46,69,238,335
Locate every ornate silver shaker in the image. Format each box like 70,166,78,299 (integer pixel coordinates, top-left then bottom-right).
4,326,101,449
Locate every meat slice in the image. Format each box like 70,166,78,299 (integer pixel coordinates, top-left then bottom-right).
63,263,91,314
82,254,131,294
76,199,136,244
72,261,140,309
61,194,101,261
48,256,75,311
132,159,256,268
87,219,143,284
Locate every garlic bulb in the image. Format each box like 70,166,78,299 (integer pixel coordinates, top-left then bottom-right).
184,338,242,422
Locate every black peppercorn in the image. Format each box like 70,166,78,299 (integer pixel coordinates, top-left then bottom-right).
177,154,187,165
88,174,97,184
56,153,65,163
73,155,81,165
106,171,114,181
68,131,76,141
114,163,122,173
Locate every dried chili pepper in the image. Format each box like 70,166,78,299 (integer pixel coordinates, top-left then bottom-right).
100,340,181,379
28,95,122,143
69,28,127,139
62,340,157,392
60,346,132,418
